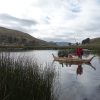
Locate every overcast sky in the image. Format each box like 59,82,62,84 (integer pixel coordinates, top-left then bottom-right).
0,0,100,42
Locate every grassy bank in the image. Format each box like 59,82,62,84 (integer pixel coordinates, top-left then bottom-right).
0,53,57,100
81,44,100,54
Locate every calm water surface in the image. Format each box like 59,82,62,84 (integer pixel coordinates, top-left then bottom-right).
10,50,100,100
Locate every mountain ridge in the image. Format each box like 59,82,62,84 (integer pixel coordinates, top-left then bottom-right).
0,26,53,47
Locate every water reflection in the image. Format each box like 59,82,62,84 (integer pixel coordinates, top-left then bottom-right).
77,65,83,75
55,61,96,75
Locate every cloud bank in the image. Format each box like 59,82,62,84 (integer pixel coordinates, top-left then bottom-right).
0,0,100,42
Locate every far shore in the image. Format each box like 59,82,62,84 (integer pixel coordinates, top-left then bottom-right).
0,44,100,52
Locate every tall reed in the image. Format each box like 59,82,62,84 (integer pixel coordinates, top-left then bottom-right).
0,53,57,100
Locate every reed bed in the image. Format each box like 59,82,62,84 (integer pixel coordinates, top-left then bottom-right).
0,53,57,100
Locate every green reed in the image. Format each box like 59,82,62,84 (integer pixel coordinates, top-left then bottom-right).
0,53,57,100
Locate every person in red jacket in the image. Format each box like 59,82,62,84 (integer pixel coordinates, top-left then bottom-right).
76,47,83,59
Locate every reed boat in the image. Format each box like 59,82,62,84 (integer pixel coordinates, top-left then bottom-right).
52,54,95,64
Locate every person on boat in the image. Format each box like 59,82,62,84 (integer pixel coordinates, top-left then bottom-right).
76,47,83,59
68,54,73,58
66,49,73,58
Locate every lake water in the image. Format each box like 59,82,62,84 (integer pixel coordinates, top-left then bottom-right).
10,50,100,100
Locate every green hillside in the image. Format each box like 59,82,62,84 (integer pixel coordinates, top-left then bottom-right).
81,37,100,51
82,37,100,44
0,27,51,47
90,37,100,44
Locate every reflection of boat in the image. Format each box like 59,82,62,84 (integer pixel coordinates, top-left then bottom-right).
52,54,96,75
52,54,95,64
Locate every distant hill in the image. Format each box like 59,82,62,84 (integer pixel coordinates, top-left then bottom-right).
82,37,100,44
90,37,100,44
0,27,53,47
55,42,69,46
52,42,75,46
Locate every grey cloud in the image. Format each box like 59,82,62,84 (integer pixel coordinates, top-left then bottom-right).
84,19,100,32
0,0,100,42
54,33,75,37
0,14,37,27
85,25,100,32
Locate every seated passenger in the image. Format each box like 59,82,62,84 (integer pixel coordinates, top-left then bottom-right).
68,54,73,58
